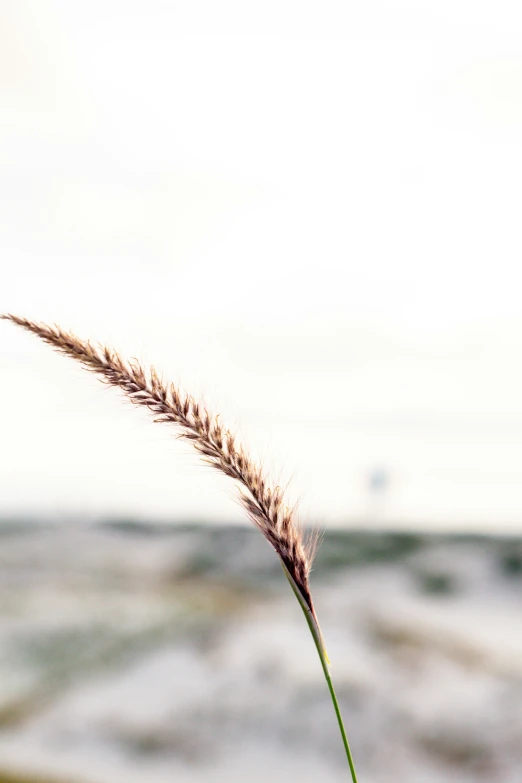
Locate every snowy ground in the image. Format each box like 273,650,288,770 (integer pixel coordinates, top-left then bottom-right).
0,521,520,783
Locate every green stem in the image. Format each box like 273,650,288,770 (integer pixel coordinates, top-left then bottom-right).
282,564,359,783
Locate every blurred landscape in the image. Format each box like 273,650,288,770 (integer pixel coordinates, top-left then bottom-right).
2,2,522,781
0,520,520,783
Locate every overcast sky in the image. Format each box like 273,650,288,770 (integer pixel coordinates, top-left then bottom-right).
2,1,522,531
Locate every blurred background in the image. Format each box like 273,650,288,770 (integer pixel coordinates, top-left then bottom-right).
1,1,522,781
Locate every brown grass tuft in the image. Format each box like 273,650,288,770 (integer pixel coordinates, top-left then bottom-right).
2,314,319,615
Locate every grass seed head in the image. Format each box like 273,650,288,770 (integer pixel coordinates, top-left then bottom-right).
2,313,319,615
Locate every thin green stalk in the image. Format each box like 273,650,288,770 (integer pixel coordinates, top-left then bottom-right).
282,564,359,783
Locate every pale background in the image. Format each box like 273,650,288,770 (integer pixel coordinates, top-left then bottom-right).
2,0,522,530
1,6,522,783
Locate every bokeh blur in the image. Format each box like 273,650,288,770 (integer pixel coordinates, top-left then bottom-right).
1,2,522,781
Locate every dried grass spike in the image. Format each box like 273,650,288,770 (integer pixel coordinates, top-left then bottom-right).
2,312,359,782
1,313,316,615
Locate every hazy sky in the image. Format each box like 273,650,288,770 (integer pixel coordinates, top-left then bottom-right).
2,1,522,530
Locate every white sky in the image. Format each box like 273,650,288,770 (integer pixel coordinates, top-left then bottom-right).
2,1,522,530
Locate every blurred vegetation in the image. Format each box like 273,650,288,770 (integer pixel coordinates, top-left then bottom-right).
4,517,522,578
414,570,456,595
498,545,522,577
0,518,520,781
313,530,424,572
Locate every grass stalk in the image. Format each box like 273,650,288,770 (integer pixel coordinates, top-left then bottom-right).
282,564,359,783
3,313,360,780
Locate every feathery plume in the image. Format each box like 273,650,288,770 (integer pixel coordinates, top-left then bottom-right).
3,313,360,781
2,314,318,616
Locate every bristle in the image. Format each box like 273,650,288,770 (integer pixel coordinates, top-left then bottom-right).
2,313,318,611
